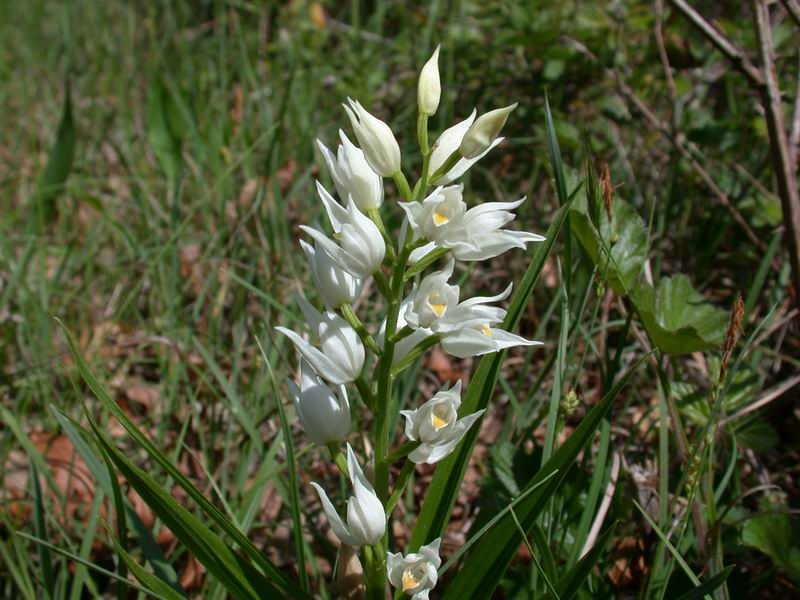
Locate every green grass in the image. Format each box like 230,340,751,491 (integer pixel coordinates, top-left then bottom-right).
1,1,799,598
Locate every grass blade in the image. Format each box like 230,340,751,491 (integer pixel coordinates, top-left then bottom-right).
547,522,618,600
30,463,55,600
109,534,187,600
675,566,735,600
37,84,76,223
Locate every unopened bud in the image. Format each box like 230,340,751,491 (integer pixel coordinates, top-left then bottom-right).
459,103,517,159
337,545,366,600
560,389,580,418
418,46,441,116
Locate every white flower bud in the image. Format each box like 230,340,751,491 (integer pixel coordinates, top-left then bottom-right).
343,98,401,177
400,381,484,464
459,103,517,159
276,295,365,385
287,360,351,445
417,46,441,116
311,444,386,547
337,545,366,600
300,239,363,309
387,538,442,600
302,183,386,278
317,131,384,211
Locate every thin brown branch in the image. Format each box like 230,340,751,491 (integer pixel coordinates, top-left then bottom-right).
790,54,800,169
668,0,765,88
754,0,800,303
781,0,800,29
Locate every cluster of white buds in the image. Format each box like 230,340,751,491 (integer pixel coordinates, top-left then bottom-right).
276,46,544,598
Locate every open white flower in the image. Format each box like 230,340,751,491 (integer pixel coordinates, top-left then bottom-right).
387,538,442,600
311,444,386,547
459,103,517,159
317,131,384,211
276,295,365,385
428,111,505,184
400,381,484,464
287,360,351,445
400,261,542,359
417,46,441,116
300,239,363,309
401,188,545,262
301,183,386,278
343,98,401,177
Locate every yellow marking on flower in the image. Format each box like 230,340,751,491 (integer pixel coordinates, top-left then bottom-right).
433,211,450,226
431,412,449,432
481,323,493,337
430,302,447,317
402,569,420,591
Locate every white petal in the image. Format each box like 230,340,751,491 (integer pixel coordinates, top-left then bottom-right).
275,327,352,384
311,482,357,546
316,181,348,231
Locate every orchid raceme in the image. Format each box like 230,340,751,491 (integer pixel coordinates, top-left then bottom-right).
274,44,547,599
400,381,485,464
311,444,386,547
387,538,442,599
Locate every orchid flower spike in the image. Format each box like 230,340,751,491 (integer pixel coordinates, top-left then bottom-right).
317,131,384,211
400,185,545,262
276,295,365,385
287,360,351,445
311,444,386,547
343,98,401,177
387,538,442,599
459,103,517,159
301,183,386,278
427,111,505,184
417,46,441,117
300,239,363,309
401,260,542,358
400,381,485,464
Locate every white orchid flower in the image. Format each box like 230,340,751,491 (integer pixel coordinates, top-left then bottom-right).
301,183,386,278
459,103,517,159
400,381,485,464
317,131,384,211
401,260,541,358
428,111,505,184
311,444,386,547
417,46,441,116
300,239,363,309
287,360,351,445
343,98,401,177
276,295,365,385
401,186,545,262
387,538,442,599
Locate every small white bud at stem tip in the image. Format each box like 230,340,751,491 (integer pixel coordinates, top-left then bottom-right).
458,102,518,159
417,46,441,116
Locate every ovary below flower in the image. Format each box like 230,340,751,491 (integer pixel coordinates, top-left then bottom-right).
276,295,365,385
343,98,401,177
287,360,351,444
427,110,505,184
311,444,386,547
301,183,386,278
317,131,383,211
300,239,363,309
387,538,442,600
400,381,485,464
402,191,545,263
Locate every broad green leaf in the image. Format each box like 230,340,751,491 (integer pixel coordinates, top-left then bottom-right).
38,86,76,222
675,566,735,600
733,418,778,451
86,415,275,600
55,319,311,600
409,193,576,552
631,274,727,355
441,355,647,600
742,513,800,580
570,192,648,296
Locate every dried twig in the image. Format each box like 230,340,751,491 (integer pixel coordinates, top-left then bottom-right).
719,373,800,426
580,451,621,558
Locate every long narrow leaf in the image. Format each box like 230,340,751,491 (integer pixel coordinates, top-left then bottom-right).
548,522,618,600
441,354,648,600
109,535,186,600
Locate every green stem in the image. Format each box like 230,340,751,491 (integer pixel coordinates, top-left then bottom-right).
387,440,421,463
404,247,450,280
373,270,391,298
355,375,376,411
427,149,461,183
391,325,415,344
386,459,416,514
341,303,382,356
390,334,441,378
327,443,349,479
392,171,413,201
417,113,429,154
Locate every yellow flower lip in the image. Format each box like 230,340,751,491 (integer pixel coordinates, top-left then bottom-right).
433,211,450,226
431,412,449,432
429,302,447,317
402,569,420,591
481,323,493,337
